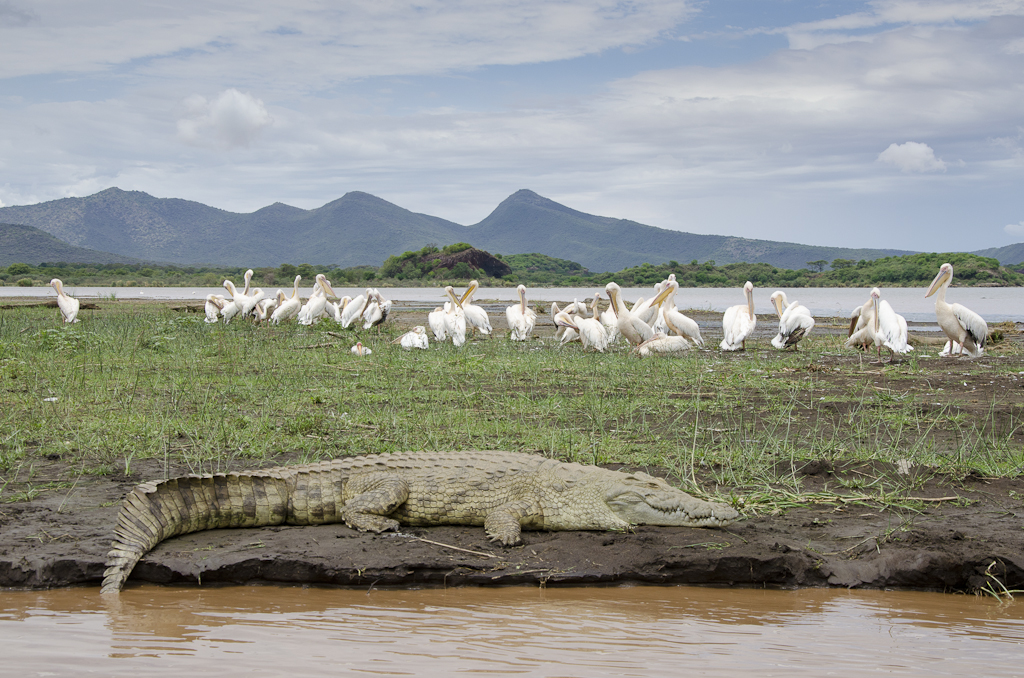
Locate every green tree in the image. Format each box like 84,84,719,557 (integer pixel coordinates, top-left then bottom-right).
807,260,828,272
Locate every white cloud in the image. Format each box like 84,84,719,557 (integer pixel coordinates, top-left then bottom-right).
177,89,272,149
1006,221,1024,237
877,142,947,172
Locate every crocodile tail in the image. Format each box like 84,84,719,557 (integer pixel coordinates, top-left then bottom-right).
101,471,292,594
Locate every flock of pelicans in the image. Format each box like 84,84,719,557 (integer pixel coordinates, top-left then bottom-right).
47,262,987,361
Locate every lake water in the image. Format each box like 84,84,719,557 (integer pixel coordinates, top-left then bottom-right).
2,585,1022,677
4,285,1023,322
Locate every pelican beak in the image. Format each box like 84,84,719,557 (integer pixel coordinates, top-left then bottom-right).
650,283,674,308
322,279,338,299
772,295,785,318
925,269,950,298
872,295,880,333
459,281,478,305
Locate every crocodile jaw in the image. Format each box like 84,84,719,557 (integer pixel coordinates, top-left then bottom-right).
603,472,739,528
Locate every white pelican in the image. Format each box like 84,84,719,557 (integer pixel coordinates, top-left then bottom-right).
459,280,492,336
604,282,673,346
298,275,337,326
351,342,372,356
362,290,392,330
769,290,815,350
243,287,267,319
49,279,80,324
220,280,243,323
720,281,756,351
329,296,352,324
395,326,430,350
339,288,372,328
845,287,912,361
593,292,620,344
634,332,690,357
271,275,302,324
443,287,467,347
427,306,448,342
550,302,579,343
925,263,988,358
658,280,704,348
506,284,537,341
204,294,227,323
255,292,282,323
553,311,609,352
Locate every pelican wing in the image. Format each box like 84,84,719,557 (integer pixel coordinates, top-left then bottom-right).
950,302,988,352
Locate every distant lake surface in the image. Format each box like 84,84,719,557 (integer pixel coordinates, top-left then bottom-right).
3,285,1022,322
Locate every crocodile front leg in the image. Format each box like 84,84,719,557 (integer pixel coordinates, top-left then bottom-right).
340,472,410,533
484,499,542,545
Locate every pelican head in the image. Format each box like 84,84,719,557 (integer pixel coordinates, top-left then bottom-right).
459,280,480,305
770,291,788,318
444,286,464,309
315,274,338,299
925,263,953,298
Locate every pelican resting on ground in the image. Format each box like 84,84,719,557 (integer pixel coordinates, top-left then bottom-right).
49,279,80,324
351,342,372,356
270,275,302,324
634,332,690,356
925,263,987,358
506,284,537,341
845,287,912,362
769,290,815,350
394,326,430,350
720,281,756,351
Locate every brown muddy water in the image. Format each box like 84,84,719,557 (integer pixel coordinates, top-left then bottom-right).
2,586,1022,677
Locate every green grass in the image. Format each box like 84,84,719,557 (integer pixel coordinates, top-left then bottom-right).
1,302,1022,514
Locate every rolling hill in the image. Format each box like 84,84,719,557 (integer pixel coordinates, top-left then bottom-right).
2,187,1018,272
0,223,142,267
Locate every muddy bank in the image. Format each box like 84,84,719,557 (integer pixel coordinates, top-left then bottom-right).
2,455,1023,594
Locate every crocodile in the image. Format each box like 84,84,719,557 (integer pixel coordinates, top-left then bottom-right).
101,450,739,593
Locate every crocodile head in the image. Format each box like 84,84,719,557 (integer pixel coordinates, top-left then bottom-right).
602,470,739,528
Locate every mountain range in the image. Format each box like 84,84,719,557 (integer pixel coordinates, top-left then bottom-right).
1,188,1020,271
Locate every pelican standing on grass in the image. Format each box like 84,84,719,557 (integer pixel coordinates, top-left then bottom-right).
506,284,537,341
427,306,448,342
443,286,468,347
658,280,704,347
271,275,302,324
845,287,912,362
553,311,609,352
49,279,80,324
459,280,493,336
925,263,988,358
769,290,815,350
204,294,227,323
339,288,372,329
720,281,756,351
298,275,338,326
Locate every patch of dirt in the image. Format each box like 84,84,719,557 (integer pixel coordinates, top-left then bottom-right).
2,455,1023,594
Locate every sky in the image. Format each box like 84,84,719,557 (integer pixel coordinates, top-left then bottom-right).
1,0,1023,252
